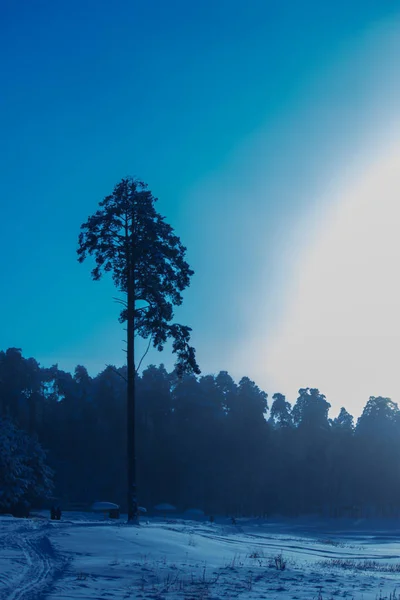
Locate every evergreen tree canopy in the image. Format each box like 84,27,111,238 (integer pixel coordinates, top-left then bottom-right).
293,387,331,430
269,393,293,428
77,177,199,375
3,347,400,519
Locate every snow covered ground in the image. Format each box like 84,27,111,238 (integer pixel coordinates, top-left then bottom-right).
1,513,400,600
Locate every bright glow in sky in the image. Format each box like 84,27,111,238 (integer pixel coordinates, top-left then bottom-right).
224,15,400,418
265,127,400,418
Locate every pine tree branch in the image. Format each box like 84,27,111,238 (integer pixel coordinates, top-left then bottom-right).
135,337,152,374
113,297,127,308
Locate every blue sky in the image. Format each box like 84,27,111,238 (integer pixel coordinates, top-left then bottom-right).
1,1,400,416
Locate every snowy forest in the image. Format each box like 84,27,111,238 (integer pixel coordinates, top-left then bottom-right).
1,346,400,519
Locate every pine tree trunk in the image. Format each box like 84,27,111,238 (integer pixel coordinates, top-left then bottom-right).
127,223,138,523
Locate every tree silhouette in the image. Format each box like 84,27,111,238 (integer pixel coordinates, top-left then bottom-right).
77,177,199,521
269,393,293,428
4,346,400,518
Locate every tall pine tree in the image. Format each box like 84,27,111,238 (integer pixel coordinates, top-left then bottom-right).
78,177,199,521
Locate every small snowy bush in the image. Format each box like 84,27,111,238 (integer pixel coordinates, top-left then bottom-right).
0,417,53,510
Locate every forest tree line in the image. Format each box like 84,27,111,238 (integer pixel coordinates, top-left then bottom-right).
1,347,400,518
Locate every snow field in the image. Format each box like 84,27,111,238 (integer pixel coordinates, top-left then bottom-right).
1,515,400,599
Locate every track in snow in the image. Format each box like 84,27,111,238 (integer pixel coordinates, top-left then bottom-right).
0,521,68,600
